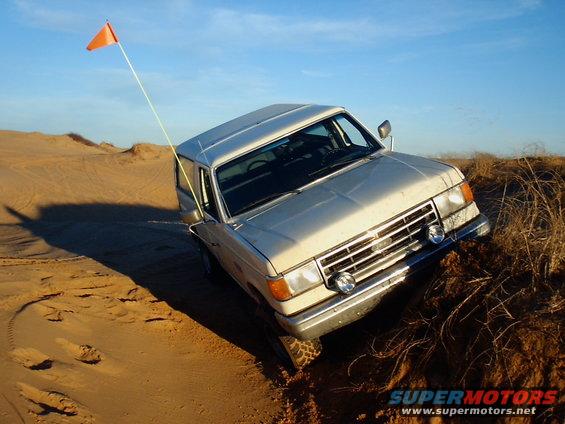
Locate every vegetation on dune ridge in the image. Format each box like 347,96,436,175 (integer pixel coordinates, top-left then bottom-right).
64,133,167,156
66,132,99,147
122,143,170,160
281,154,564,424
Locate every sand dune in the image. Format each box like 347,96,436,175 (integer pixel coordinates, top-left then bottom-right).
0,130,282,423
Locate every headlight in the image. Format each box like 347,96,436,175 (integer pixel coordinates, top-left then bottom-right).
433,182,474,218
268,261,323,301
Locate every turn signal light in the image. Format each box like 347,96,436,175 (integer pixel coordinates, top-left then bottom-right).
461,181,474,203
268,278,292,301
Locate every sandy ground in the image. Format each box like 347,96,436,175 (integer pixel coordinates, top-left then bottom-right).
0,131,283,423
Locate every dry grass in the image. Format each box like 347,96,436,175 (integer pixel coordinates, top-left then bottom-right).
282,154,564,424
66,132,98,147
364,155,564,421
446,152,499,182
494,160,563,280
445,154,563,280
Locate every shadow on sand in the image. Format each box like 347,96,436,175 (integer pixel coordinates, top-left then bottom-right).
5,204,276,366
5,203,425,376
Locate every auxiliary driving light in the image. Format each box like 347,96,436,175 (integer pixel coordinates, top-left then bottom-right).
426,224,445,244
328,271,356,294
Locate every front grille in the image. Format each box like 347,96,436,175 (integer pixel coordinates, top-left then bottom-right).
316,201,439,282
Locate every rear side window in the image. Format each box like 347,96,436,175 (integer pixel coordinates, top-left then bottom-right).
176,156,195,200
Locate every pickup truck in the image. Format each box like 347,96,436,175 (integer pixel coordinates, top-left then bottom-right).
175,104,490,368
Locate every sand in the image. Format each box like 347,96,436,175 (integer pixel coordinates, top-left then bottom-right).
0,130,283,423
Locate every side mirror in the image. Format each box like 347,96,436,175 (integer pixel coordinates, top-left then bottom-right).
180,208,203,225
377,120,391,139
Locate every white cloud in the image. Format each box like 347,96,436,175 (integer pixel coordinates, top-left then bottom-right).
301,70,333,78
12,0,90,33
386,52,422,64
369,0,543,39
517,0,543,10
0,64,277,146
463,36,528,53
205,8,376,46
10,0,543,51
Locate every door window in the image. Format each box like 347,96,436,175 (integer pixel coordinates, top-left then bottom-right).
199,168,220,220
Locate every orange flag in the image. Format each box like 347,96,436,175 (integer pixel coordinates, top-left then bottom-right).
86,22,119,51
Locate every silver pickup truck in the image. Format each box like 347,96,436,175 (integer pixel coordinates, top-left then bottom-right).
175,104,490,368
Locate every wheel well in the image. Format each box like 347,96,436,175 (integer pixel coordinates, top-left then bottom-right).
246,284,266,306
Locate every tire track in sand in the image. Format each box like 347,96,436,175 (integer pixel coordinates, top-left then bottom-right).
1,392,25,424
7,293,62,350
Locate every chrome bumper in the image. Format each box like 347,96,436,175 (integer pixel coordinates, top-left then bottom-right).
275,214,491,340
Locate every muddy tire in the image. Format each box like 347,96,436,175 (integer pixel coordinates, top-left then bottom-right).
263,321,322,369
256,302,322,369
278,335,322,370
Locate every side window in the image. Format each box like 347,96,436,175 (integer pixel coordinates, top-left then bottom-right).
304,123,329,137
199,168,219,220
334,115,373,148
176,156,195,200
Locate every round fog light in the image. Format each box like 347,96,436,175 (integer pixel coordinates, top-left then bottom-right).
427,224,445,244
329,272,356,294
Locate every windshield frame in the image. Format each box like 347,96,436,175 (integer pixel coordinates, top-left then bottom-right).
211,112,385,221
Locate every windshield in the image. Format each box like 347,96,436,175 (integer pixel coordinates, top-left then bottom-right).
216,113,382,216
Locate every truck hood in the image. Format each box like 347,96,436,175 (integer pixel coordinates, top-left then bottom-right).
234,152,463,273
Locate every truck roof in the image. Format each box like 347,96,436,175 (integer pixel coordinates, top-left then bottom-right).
176,103,344,167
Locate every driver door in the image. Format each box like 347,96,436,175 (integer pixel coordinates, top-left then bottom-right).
194,166,225,266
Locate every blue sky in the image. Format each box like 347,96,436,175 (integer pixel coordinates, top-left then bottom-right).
0,0,563,155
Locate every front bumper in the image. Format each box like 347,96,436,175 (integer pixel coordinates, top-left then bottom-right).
275,214,491,340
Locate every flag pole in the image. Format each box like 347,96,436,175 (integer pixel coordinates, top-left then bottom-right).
115,41,204,219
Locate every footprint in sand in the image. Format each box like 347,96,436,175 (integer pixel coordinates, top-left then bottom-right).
34,301,75,322
117,287,146,302
17,382,91,421
56,338,102,364
9,347,52,370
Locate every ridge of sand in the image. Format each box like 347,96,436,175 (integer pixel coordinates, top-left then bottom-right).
123,143,170,160
0,129,283,423
0,130,104,154
99,142,123,153
0,130,176,224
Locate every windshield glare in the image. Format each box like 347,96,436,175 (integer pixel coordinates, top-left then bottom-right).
216,113,381,216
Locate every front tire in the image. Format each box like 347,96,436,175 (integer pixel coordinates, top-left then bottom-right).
278,335,322,370
262,320,322,369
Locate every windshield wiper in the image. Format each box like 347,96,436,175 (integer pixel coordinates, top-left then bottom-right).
236,189,301,215
309,154,372,179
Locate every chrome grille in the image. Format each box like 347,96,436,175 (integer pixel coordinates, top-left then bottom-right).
317,202,439,282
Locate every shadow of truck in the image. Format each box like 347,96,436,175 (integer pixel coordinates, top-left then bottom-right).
5,203,427,373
